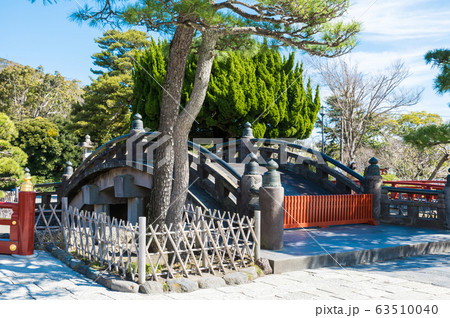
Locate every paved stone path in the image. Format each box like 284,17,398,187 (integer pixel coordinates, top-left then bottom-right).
1,251,449,300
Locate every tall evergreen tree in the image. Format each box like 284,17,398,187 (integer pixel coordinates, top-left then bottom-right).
69,30,151,144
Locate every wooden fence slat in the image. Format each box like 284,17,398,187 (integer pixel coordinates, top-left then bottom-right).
217,221,236,270
202,220,226,273
191,222,216,275
148,224,175,279
177,223,202,276
163,224,190,278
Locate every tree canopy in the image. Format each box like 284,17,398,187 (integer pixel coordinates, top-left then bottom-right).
317,58,422,163
425,48,450,95
68,30,151,144
0,64,82,121
13,117,81,183
404,123,450,149
0,113,27,190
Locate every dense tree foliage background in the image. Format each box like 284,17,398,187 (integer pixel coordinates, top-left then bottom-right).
0,64,82,121
0,113,28,191
12,117,81,184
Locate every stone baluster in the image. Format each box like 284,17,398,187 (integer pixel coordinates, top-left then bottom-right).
240,153,262,217
59,161,74,200
363,157,383,222
239,122,255,163
128,113,147,171
259,160,284,250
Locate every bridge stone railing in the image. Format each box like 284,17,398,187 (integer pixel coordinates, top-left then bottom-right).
380,172,450,229
210,123,365,196
188,141,241,212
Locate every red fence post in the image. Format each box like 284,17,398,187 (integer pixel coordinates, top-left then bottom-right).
15,168,37,256
17,191,36,256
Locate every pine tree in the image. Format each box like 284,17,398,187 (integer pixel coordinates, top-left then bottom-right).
69,30,151,144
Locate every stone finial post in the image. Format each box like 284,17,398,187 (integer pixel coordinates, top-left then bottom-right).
364,157,383,222
259,160,284,250
128,114,147,170
79,135,94,161
130,113,145,134
60,161,74,198
240,153,262,216
239,122,255,163
63,161,73,177
443,168,450,229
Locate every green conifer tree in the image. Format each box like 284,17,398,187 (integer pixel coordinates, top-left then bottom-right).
133,40,321,140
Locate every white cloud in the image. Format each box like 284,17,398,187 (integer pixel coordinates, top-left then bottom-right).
349,0,450,41
326,0,450,118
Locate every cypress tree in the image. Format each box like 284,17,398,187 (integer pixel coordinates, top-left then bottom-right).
132,39,321,139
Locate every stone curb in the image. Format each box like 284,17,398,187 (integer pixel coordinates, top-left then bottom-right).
44,244,139,293
43,244,264,295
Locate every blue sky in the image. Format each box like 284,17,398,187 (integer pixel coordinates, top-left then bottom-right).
0,0,449,120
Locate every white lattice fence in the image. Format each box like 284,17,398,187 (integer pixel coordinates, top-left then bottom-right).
139,205,258,281
41,202,260,282
34,204,66,249
64,206,139,279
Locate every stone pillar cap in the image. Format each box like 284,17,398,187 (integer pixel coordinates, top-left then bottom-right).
262,160,281,187
131,113,144,131
64,161,74,176
366,157,380,176
244,153,260,175
242,122,254,138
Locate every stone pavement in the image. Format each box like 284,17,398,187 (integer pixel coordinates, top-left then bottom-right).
1,250,450,300
262,224,450,273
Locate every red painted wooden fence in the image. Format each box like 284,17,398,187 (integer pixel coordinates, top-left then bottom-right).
284,194,376,229
0,191,36,256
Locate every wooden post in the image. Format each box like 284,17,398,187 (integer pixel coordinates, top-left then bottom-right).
254,209,261,260
138,216,146,284
17,191,36,256
61,197,69,251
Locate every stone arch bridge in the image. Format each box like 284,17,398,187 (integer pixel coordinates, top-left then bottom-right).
56,115,373,226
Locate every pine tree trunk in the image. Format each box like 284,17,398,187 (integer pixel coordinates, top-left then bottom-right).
166,31,218,225
149,25,194,226
428,153,449,180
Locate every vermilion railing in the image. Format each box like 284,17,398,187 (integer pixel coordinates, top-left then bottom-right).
383,180,445,190
0,191,36,256
383,180,445,202
284,194,376,229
